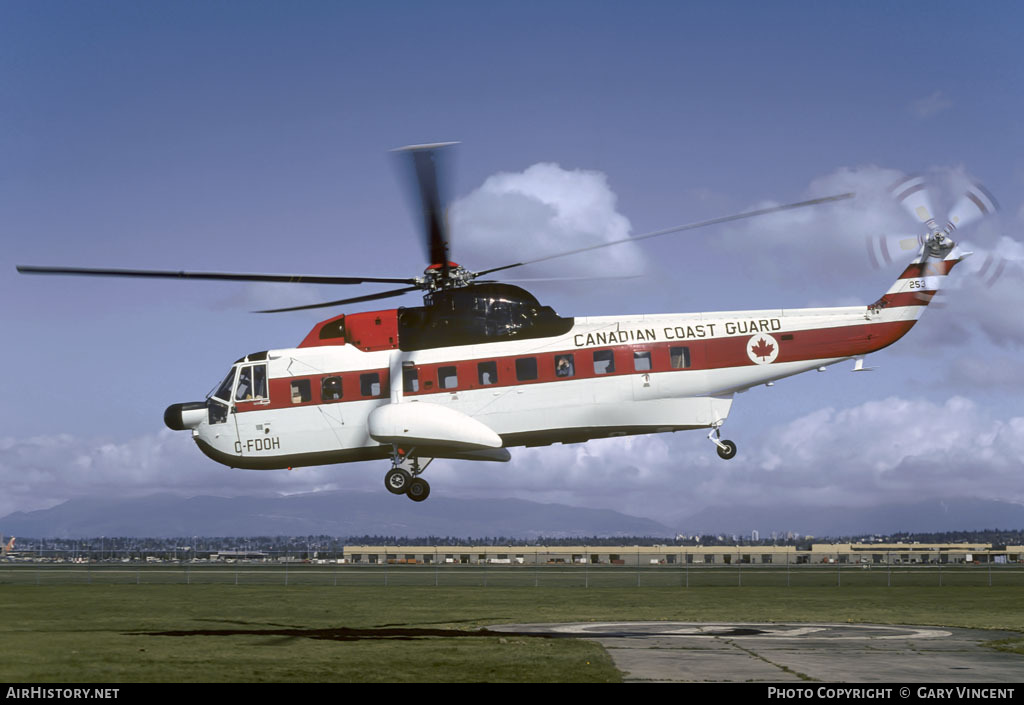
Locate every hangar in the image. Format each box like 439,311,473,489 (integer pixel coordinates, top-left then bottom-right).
341,542,1024,566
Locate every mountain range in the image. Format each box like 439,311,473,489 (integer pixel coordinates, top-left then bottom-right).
0,492,670,539
2,492,1023,539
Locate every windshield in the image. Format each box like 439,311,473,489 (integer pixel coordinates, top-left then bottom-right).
210,367,236,402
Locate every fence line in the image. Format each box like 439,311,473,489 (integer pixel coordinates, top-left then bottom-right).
2,562,1022,588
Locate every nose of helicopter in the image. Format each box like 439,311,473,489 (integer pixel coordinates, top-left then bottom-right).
164,402,207,431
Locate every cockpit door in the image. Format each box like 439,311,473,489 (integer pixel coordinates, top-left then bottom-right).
233,363,269,406
232,363,274,457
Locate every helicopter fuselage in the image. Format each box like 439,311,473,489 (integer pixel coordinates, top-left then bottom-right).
170,259,953,473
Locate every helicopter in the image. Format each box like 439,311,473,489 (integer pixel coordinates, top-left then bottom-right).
17,144,993,502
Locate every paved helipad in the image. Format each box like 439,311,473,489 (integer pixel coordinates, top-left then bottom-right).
492,622,1024,682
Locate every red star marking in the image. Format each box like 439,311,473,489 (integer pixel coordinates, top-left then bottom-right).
751,337,775,360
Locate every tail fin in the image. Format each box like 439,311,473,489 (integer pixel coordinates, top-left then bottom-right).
1,537,14,556
868,249,968,319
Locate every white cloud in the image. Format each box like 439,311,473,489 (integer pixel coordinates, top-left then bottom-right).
0,430,380,519
4,393,1022,529
719,165,1009,274
947,353,1024,390
912,90,953,118
901,235,1024,350
425,394,1024,524
713,165,1024,348
450,162,646,278
738,395,1024,510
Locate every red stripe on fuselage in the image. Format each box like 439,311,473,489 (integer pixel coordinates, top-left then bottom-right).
236,318,916,413
874,291,937,308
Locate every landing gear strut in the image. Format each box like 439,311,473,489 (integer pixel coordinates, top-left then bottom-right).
708,422,737,460
384,447,432,501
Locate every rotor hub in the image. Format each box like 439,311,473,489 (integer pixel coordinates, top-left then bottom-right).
419,263,475,292
925,231,955,258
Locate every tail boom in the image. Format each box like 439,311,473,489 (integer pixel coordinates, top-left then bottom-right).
869,252,964,316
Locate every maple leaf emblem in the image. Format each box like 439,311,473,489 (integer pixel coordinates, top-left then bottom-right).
751,337,775,360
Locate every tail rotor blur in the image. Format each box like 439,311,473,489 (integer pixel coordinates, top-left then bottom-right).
870,173,1006,289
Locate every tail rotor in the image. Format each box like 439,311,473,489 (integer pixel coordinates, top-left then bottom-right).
869,173,1005,289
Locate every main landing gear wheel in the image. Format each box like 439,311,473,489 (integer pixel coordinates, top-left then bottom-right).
716,440,737,460
385,447,434,500
708,422,737,460
406,477,430,502
385,468,412,494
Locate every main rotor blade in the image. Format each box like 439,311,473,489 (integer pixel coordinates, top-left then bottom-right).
393,142,457,272
254,285,422,313
493,274,644,283
475,192,856,278
16,265,417,286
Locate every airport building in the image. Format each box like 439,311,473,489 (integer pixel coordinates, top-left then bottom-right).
341,543,1024,566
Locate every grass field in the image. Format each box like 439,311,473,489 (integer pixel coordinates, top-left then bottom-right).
2,568,1023,682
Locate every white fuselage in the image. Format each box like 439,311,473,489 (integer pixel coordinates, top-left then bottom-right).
188,292,925,470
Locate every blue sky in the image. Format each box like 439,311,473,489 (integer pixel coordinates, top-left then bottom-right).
3,1,1022,529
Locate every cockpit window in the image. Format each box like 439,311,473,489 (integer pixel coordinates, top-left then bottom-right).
253,365,267,398
234,364,268,401
235,367,253,400
212,368,236,402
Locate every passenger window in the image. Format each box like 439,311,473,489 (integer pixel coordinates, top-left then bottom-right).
593,349,615,375
670,346,691,369
321,376,342,401
439,366,458,390
291,379,312,404
633,350,652,371
403,367,419,393
515,357,538,381
555,354,575,377
360,373,381,397
477,361,498,385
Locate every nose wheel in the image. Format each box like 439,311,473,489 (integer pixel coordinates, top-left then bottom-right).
385,447,432,501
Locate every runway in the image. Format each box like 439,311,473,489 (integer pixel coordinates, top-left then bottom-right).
492,622,1023,683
